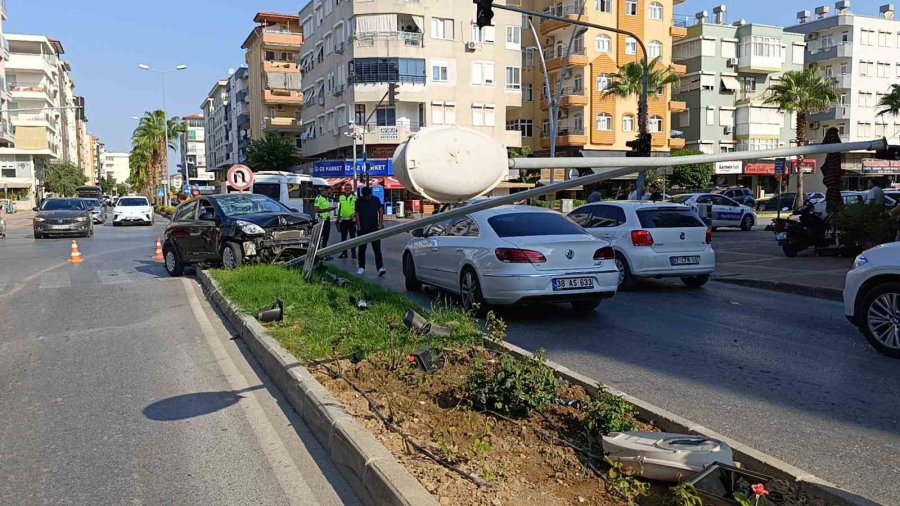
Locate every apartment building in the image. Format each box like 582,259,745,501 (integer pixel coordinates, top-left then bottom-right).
0,1,13,149
510,0,684,171
787,1,900,189
227,66,251,165
87,135,103,183
673,6,803,193
58,57,79,166
99,151,130,186
201,80,227,177
298,0,522,178
242,12,303,152
75,95,90,181
181,114,211,183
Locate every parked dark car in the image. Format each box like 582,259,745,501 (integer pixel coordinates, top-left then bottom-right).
162,193,312,275
714,187,756,207
756,193,797,212
33,198,94,239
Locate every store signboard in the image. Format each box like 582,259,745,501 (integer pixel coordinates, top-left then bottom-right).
715,161,742,175
744,163,775,175
861,159,900,175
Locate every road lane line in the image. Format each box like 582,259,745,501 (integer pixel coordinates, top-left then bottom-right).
180,278,317,505
39,272,71,289
97,269,132,285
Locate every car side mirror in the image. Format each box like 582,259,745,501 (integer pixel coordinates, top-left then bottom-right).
32,207,39,212
410,228,425,238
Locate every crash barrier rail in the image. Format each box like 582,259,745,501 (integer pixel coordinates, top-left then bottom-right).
292,138,888,267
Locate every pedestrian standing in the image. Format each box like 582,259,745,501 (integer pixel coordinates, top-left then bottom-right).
337,184,358,259
314,186,334,260
355,186,385,277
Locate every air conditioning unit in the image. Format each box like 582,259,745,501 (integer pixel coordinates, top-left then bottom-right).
806,32,820,41
809,121,821,130
466,41,477,51
727,58,738,66
724,126,733,134
335,42,345,54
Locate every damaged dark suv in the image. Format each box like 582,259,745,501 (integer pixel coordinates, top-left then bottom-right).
162,194,312,276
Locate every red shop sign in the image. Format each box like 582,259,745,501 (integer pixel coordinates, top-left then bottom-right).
745,163,775,175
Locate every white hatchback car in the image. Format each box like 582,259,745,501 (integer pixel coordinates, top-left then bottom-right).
844,241,900,358
668,193,757,231
402,206,619,312
569,201,714,289
113,196,153,226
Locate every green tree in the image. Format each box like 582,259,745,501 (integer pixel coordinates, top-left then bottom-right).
764,69,838,208
43,163,87,196
98,177,115,194
877,84,900,117
667,149,714,190
246,133,298,172
115,182,129,196
603,56,681,137
130,110,184,202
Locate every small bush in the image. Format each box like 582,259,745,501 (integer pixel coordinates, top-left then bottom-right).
835,202,895,247
606,457,650,506
468,349,560,417
583,388,637,448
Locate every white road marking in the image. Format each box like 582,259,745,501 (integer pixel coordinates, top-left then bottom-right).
97,269,132,285
180,279,317,504
39,272,71,289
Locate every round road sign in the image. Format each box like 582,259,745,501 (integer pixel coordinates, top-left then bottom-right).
226,164,254,191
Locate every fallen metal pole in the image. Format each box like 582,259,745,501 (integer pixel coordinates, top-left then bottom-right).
296,138,887,263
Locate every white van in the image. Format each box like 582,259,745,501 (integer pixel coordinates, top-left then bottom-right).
244,171,329,216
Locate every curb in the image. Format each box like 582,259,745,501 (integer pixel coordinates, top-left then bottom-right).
195,269,438,506
712,277,843,302
492,340,879,506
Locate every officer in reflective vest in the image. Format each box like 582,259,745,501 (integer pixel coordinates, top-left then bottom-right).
337,183,358,259
314,186,333,259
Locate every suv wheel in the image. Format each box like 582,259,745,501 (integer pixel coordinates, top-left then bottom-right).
860,282,900,358
163,244,185,277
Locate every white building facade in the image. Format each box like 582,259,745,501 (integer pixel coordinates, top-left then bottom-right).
99,151,130,187
201,80,229,177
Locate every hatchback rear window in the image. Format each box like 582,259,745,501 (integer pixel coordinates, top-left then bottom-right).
118,198,149,206
488,212,584,237
637,209,705,228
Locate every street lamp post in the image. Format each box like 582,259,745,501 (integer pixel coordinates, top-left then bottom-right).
138,63,187,203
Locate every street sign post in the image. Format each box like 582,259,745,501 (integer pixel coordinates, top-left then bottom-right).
226,164,254,192
156,188,166,199
182,184,192,195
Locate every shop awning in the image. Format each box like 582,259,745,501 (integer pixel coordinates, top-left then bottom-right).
0,180,33,189
367,178,384,187
721,75,740,91
325,177,350,187
383,176,404,190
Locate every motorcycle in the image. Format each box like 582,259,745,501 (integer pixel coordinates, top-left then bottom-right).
771,201,834,257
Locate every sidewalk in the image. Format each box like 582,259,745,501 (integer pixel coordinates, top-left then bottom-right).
3,210,36,230
710,229,852,301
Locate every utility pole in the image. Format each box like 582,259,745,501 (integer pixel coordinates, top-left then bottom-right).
138,64,188,204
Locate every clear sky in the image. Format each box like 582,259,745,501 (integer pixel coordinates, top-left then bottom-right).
5,0,892,165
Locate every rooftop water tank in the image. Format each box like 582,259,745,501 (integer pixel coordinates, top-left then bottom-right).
392,126,509,203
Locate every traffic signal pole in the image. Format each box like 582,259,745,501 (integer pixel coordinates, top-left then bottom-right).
349,84,398,191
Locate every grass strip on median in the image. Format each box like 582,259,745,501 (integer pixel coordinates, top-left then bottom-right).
210,264,482,361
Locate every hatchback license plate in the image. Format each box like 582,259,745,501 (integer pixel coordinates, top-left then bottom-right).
553,277,594,291
670,256,700,266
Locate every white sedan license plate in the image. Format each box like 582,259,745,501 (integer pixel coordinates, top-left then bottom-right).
670,256,701,266
553,277,594,291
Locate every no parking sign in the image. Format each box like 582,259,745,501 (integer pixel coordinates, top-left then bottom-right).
227,164,254,191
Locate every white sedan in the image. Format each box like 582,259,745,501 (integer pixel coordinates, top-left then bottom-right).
403,206,619,312
113,196,153,226
569,201,714,289
844,242,900,358
668,193,757,231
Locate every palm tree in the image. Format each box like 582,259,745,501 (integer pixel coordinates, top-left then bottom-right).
602,56,681,137
130,110,184,203
764,69,838,208
877,84,900,117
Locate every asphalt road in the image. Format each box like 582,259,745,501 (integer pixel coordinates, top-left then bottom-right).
0,217,359,505
330,223,900,505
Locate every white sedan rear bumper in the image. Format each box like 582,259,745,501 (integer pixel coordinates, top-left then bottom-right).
480,268,619,306
628,248,716,279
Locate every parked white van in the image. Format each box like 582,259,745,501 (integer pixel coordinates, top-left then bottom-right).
242,171,329,216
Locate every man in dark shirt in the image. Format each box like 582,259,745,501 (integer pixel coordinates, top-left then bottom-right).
355,186,385,276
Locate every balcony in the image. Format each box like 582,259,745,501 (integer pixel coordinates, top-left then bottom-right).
540,127,587,148
651,133,668,147
0,119,14,145
354,31,423,48
264,117,303,131
0,36,8,60
263,89,303,105
670,63,687,75
540,4,586,36
737,54,783,74
669,101,687,113
831,74,852,89
260,28,303,49
669,137,686,149
540,87,588,111
807,42,852,64
810,105,850,122
263,60,298,73
544,47,588,71
670,17,688,39
9,84,52,102
7,53,56,77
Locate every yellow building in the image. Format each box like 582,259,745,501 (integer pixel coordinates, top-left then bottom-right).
241,12,304,151
513,0,686,160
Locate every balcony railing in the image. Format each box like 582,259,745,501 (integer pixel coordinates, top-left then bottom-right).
354,31,424,47
541,127,586,138
543,86,586,100
10,111,51,122
9,84,48,94
543,46,587,60
350,73,426,85
541,3,586,19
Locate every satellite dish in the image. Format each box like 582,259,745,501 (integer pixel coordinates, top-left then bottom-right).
393,126,509,203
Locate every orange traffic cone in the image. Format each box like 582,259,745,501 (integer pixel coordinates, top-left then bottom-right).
153,235,164,261
68,240,85,264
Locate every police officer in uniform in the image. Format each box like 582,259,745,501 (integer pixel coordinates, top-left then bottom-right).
314,186,334,260
337,183,358,259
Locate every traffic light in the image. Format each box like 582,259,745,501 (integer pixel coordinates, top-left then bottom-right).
387,82,399,106
875,145,900,160
625,133,652,158
474,0,495,29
